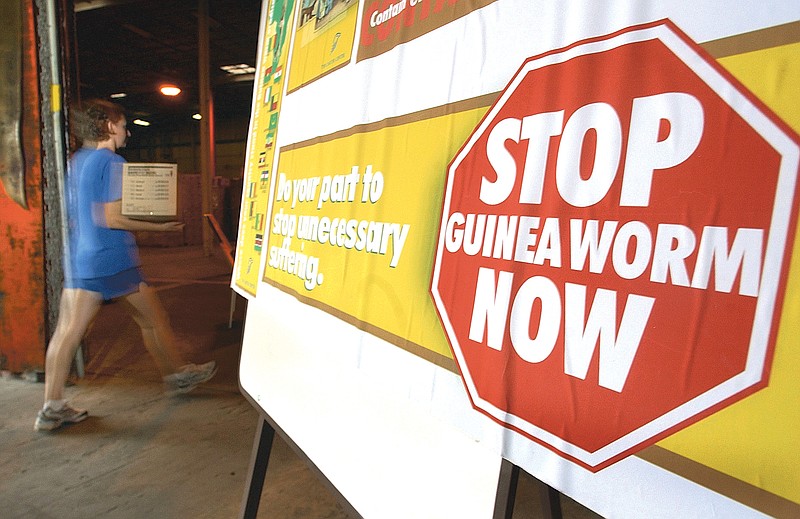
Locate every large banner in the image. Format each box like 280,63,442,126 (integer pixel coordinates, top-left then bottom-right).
236,1,800,516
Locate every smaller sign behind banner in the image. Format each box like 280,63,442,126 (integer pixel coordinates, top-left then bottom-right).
234,0,296,296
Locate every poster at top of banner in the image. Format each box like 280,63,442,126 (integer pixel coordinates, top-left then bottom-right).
357,0,496,62
288,0,358,91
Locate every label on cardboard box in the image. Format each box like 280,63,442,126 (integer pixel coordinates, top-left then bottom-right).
121,163,178,220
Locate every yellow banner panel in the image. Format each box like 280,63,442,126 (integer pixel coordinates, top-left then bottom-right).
263,107,487,362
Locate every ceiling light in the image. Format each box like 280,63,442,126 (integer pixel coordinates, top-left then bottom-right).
132,119,150,126
192,113,202,120
220,63,256,75
109,92,127,99
159,84,182,96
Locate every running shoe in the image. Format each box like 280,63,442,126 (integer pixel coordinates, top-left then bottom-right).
163,361,217,395
34,403,88,431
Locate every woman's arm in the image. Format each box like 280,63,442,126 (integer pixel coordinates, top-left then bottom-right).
103,200,185,232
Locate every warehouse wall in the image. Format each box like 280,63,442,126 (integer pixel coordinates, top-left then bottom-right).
0,1,46,373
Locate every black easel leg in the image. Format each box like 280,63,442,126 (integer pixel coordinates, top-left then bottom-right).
239,417,276,519
493,459,521,519
537,479,563,519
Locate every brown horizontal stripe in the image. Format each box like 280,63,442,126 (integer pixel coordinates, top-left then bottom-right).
638,445,800,517
702,20,800,58
281,91,499,152
263,277,458,372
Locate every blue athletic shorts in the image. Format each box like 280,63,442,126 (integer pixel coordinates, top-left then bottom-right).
65,267,145,300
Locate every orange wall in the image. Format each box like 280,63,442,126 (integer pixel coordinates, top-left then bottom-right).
0,1,45,372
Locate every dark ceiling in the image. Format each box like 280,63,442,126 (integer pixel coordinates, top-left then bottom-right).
74,0,262,128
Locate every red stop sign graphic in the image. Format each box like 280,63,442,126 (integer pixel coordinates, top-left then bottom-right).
431,20,800,470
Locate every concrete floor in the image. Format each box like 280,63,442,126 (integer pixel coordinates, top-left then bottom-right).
0,246,601,519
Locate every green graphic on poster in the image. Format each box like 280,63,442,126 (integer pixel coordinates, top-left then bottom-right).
235,0,296,296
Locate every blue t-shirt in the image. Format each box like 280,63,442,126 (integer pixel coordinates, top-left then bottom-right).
67,147,139,279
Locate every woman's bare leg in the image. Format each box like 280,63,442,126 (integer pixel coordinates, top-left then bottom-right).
121,282,185,376
44,288,103,403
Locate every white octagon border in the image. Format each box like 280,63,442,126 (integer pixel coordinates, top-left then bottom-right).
431,21,800,469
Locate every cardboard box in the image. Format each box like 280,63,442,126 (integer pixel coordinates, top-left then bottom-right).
121,163,178,221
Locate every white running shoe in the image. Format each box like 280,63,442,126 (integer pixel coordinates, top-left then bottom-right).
163,361,217,396
34,403,89,431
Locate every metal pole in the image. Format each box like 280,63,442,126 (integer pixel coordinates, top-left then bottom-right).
198,0,215,256
43,0,68,270
37,0,83,375
48,0,84,375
